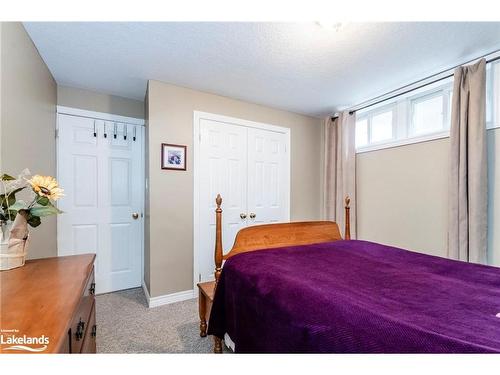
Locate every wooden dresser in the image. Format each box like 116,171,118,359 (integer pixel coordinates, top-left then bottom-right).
0,254,96,354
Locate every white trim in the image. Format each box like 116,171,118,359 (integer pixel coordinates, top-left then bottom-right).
146,289,196,308
487,122,500,130
139,126,145,285
356,122,499,154
356,131,450,154
193,111,291,291
56,105,145,126
194,111,291,134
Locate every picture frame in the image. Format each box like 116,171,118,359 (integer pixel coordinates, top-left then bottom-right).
161,143,187,171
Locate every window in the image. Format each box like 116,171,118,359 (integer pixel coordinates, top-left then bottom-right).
411,93,444,135
371,111,393,142
355,106,395,148
354,60,500,152
355,118,368,148
355,80,453,151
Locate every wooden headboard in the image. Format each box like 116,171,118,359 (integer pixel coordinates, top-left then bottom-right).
213,194,351,283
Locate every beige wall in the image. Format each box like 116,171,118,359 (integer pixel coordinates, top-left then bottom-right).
146,80,322,297
487,128,500,266
1,22,57,259
57,85,144,119
356,128,500,266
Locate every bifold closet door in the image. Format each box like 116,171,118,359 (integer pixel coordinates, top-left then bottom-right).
247,127,289,226
198,118,248,283
197,117,290,284
57,114,143,294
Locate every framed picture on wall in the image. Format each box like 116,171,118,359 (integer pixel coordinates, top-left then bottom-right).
161,143,187,171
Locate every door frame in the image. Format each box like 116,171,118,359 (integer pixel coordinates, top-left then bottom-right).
55,105,146,288
193,111,291,290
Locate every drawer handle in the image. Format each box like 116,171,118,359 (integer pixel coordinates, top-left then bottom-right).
91,324,97,338
89,282,96,295
75,319,85,341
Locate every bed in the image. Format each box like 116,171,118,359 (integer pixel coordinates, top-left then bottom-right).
206,194,500,353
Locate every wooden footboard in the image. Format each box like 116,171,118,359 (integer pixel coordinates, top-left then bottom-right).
210,194,351,353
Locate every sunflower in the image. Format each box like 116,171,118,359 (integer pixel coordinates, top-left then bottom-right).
28,175,64,201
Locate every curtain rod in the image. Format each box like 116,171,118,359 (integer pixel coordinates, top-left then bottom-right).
331,48,500,121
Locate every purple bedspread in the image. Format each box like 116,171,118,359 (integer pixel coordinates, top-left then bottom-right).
207,240,500,353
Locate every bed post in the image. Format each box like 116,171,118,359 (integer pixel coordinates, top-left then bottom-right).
213,194,224,354
344,196,351,240
214,194,223,285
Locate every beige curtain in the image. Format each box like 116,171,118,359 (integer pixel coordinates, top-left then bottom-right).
323,111,356,238
448,58,487,264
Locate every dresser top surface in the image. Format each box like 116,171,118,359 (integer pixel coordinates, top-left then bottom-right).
0,254,95,353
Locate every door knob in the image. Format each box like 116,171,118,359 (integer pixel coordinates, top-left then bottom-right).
240,213,247,219
249,213,256,219
132,212,139,220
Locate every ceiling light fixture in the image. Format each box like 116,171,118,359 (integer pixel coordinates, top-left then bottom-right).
316,21,347,32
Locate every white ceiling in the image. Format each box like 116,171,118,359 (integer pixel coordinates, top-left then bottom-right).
24,22,500,117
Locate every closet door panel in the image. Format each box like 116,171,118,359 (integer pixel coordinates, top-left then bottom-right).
247,128,288,226
198,119,247,282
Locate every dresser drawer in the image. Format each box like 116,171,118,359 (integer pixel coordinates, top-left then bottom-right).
69,268,95,353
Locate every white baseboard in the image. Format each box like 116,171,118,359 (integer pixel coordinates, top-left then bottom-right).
142,282,196,308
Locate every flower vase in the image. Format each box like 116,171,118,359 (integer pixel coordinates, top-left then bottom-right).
0,214,30,271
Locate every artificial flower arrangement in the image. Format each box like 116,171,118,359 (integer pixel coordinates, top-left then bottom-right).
0,169,64,270
0,169,63,227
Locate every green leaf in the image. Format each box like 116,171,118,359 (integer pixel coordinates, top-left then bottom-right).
0,194,15,209
0,174,16,181
0,187,25,209
47,201,63,214
10,187,26,196
8,200,26,211
29,204,62,217
7,210,17,221
27,215,41,228
37,196,49,206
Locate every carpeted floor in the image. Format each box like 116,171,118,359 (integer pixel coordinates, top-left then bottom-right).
95,288,216,353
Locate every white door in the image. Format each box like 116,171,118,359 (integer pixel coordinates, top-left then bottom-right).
57,114,144,294
198,118,248,282
195,114,290,285
247,127,289,226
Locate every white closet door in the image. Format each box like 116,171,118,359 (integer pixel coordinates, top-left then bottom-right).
198,118,248,282
57,114,143,294
247,127,289,225
196,114,290,286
